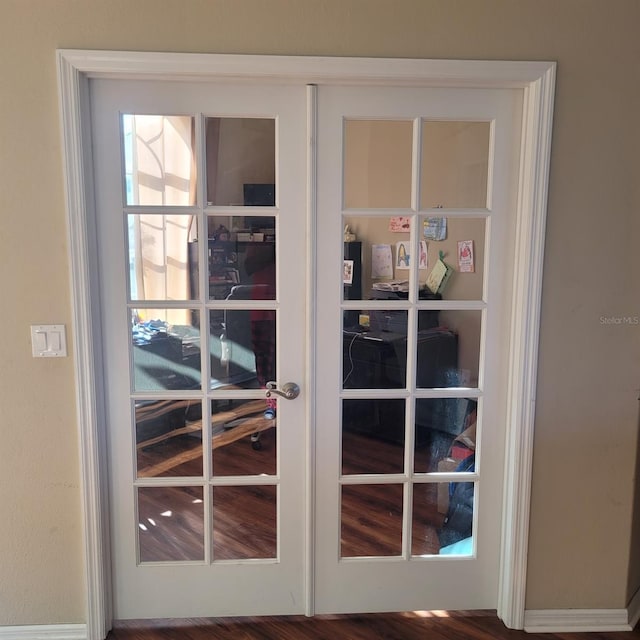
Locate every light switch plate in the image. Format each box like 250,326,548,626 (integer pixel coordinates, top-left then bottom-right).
31,324,67,357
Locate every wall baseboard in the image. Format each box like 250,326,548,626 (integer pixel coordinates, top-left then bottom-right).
524,608,632,633
0,625,87,640
627,586,640,630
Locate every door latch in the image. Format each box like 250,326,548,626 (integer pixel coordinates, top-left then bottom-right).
265,381,300,400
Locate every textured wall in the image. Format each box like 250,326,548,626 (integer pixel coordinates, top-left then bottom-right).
0,0,639,624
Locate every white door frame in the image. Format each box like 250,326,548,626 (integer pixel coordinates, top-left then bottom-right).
57,50,555,640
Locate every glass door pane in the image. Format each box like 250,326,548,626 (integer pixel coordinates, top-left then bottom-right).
122,114,196,206
420,121,490,209
343,120,413,208
205,117,275,206
93,78,307,618
339,120,489,560
203,126,280,560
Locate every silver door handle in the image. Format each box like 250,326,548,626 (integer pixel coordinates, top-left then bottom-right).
265,381,300,400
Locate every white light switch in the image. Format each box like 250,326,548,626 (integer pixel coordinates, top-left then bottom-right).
31,324,67,357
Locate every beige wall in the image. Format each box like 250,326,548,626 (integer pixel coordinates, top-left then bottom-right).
1,0,639,625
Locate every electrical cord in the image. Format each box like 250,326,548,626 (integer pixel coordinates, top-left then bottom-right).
342,331,361,387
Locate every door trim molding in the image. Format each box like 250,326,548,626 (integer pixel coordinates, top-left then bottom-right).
57,53,112,640
56,50,555,637
498,59,556,629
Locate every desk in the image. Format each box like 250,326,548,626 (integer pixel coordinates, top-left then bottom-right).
342,328,458,390
342,329,459,446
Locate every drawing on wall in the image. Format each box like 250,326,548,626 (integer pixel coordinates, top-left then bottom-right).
424,217,447,240
419,240,428,269
371,244,393,278
457,240,475,272
389,216,411,232
396,242,410,270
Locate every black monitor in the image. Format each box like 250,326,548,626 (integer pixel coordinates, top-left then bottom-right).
243,183,275,206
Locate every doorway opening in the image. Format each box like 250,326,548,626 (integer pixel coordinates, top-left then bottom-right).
57,51,555,638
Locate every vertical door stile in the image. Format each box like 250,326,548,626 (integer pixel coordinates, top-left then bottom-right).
305,83,318,617
195,111,213,566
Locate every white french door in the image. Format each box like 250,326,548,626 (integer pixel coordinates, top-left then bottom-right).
314,85,521,612
90,77,521,619
91,79,308,618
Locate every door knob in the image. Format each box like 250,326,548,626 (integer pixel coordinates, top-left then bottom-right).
265,381,300,400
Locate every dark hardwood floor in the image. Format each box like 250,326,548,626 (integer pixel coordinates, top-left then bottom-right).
107,611,640,640
135,424,445,561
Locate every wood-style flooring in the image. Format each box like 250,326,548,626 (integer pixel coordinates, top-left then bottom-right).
135,421,444,562
107,611,640,640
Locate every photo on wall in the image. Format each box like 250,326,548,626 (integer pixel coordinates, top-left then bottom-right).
343,259,354,285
